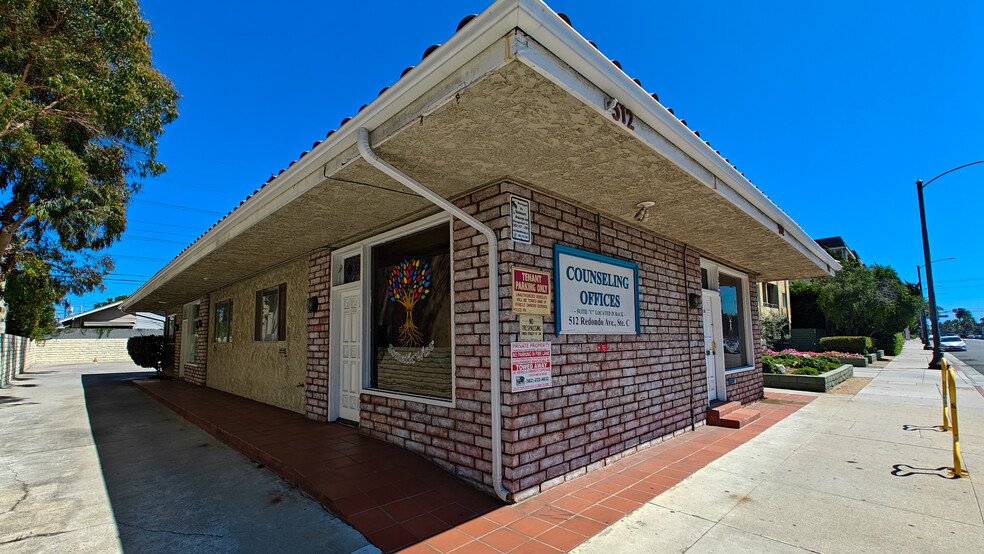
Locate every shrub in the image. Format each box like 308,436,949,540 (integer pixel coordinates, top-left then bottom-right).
874,332,904,356
791,367,819,375
820,336,873,354
127,335,167,378
759,312,790,350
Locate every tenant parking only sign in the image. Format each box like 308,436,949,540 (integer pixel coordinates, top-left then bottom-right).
554,244,640,335
512,268,550,315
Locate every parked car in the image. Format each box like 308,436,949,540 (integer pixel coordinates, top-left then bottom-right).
940,335,967,351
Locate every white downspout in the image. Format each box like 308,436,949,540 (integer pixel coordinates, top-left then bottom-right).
357,127,511,502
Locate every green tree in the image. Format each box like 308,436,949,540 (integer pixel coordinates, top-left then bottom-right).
4,253,63,339
811,257,920,337
0,0,179,332
94,294,127,309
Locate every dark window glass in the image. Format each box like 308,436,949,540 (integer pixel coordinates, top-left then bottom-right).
255,284,286,341
701,268,709,289
370,224,451,399
214,299,233,342
720,274,748,369
344,255,361,284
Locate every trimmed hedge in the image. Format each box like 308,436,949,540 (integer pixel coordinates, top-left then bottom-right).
820,336,873,355
875,332,905,356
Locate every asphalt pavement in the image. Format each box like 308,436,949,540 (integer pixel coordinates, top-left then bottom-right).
0,361,376,554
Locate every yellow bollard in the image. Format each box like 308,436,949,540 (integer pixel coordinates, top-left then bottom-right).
939,359,951,431
944,360,969,478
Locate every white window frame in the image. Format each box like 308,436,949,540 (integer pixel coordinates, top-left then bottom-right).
329,213,456,410
181,301,201,368
699,259,756,374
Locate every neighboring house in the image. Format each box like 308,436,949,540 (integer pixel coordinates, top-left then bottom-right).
123,0,839,501
814,236,861,264
59,301,164,330
758,280,792,324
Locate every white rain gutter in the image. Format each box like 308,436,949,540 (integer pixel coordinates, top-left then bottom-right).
356,127,510,502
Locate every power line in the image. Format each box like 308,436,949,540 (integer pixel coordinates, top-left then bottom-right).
127,227,199,238
131,198,224,215
128,219,208,231
122,234,190,245
113,254,170,261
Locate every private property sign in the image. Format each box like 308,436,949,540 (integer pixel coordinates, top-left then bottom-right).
512,268,550,315
511,341,552,392
554,245,640,335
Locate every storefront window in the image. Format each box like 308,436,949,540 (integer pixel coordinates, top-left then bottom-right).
370,224,452,399
719,273,748,369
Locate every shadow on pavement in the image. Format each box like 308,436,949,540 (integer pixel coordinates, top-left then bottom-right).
81,371,373,554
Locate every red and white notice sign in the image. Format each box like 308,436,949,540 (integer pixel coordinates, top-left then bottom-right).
511,341,552,392
512,268,551,315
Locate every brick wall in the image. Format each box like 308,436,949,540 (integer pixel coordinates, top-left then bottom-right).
360,182,720,496
306,248,332,421
182,294,210,386
725,277,764,405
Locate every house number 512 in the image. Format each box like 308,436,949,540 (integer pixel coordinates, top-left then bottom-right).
611,102,635,131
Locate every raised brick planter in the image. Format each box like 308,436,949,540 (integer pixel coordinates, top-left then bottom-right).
763,364,853,393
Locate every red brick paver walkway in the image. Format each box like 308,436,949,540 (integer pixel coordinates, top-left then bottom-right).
134,380,812,552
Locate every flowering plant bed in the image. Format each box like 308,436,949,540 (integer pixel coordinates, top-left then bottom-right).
762,349,855,392
764,364,854,392
765,348,867,369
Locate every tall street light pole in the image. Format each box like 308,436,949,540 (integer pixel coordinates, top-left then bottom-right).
916,160,984,369
916,258,955,349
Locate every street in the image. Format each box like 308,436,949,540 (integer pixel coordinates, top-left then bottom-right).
949,338,984,380
0,362,375,553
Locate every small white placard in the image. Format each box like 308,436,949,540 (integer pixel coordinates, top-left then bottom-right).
510,195,532,244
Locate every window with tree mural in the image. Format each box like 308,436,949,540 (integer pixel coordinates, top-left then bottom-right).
370,224,452,399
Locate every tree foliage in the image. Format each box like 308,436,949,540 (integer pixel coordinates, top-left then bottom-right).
0,0,178,329
94,293,127,309
804,257,920,337
941,308,977,336
759,311,790,350
4,253,63,339
126,334,165,377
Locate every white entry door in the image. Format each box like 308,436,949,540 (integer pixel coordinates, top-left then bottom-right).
335,287,362,422
702,292,725,403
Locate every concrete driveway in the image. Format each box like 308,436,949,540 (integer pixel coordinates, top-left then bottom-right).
0,361,375,553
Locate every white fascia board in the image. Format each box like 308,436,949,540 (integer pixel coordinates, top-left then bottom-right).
508,0,839,275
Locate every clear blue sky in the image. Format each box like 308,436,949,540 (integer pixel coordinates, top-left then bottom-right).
65,0,984,326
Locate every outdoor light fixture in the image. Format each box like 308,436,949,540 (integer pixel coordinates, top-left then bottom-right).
634,201,655,222
307,296,319,313
915,160,984,369
689,293,702,309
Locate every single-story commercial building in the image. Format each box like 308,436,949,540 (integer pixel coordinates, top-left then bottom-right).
123,0,839,502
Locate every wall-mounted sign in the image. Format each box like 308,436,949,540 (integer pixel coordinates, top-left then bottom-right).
554,245,640,335
512,268,550,315
511,341,551,392
510,195,532,244
519,315,544,342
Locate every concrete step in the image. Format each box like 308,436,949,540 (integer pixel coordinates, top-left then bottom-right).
707,407,760,428
708,400,742,418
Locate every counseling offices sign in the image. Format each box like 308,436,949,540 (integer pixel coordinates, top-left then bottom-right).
554,245,640,335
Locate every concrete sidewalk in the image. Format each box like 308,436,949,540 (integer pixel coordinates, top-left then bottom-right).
576,340,984,553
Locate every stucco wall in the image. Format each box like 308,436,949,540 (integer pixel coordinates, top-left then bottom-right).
206,258,308,413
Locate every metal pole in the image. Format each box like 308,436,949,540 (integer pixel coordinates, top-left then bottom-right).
916,265,928,348
916,180,944,369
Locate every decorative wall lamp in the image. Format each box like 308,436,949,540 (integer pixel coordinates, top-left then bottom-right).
307,296,319,313
634,201,655,222
689,292,702,309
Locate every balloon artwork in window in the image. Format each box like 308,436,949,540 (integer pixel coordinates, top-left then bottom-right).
388,259,431,347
